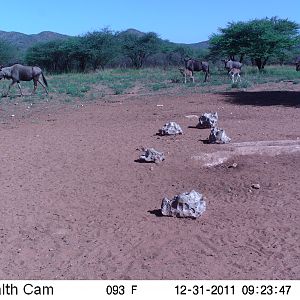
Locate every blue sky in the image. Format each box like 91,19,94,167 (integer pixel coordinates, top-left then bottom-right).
1,0,299,43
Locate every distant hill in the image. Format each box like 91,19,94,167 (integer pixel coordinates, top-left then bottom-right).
118,28,209,50
119,28,146,38
0,30,70,51
0,28,209,55
180,40,210,50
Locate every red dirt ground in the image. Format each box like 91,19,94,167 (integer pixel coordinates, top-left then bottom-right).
0,86,299,279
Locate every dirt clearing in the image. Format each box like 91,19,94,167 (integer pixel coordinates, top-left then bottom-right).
0,88,299,279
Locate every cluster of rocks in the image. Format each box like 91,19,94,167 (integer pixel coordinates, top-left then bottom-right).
136,111,231,219
197,112,231,144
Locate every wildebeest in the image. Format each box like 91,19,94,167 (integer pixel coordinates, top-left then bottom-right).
184,58,210,82
228,68,241,83
179,67,193,83
0,64,48,96
223,59,243,71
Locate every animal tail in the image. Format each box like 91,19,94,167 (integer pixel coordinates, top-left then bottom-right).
41,72,48,87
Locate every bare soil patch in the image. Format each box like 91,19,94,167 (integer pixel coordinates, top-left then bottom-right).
0,85,299,279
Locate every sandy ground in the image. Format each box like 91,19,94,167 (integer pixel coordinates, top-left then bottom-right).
0,86,299,279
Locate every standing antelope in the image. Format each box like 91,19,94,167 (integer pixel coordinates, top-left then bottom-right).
0,64,48,96
179,67,193,83
223,59,243,71
184,58,210,82
228,68,241,83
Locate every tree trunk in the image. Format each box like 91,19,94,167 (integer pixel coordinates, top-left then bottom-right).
79,58,87,72
255,58,263,70
262,57,268,69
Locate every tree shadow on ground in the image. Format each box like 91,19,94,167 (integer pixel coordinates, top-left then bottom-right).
221,91,300,108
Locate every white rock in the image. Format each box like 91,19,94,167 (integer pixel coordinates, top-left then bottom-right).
251,183,261,189
159,121,183,135
197,112,218,128
140,148,165,163
161,190,206,218
208,127,231,144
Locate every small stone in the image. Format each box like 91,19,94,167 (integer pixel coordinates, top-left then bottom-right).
185,115,198,119
251,183,261,189
228,162,238,168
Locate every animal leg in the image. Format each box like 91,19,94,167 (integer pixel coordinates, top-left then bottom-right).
32,79,38,94
204,72,208,82
4,81,16,96
17,82,24,96
231,74,235,83
37,79,48,94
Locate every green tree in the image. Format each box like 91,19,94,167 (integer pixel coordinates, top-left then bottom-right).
120,32,161,68
172,45,194,63
63,37,91,72
26,40,68,72
0,39,16,65
209,21,250,62
83,28,117,70
209,17,300,70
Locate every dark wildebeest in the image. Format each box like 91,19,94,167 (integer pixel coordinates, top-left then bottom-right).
184,58,210,82
223,59,243,71
296,56,300,71
0,64,48,96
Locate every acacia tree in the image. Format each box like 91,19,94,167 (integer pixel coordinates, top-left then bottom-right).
83,28,117,70
26,40,68,72
120,32,161,68
209,17,300,70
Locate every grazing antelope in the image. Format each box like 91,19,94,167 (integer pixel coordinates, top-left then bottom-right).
184,58,210,82
0,64,48,96
228,68,241,83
